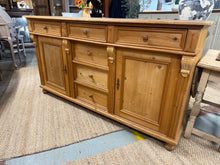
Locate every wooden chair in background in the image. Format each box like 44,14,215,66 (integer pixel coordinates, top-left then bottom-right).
0,6,25,69
184,49,220,152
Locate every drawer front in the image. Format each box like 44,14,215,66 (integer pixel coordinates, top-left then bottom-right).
68,24,107,42
33,21,61,36
76,64,108,89
115,27,187,50
76,85,108,108
74,43,108,66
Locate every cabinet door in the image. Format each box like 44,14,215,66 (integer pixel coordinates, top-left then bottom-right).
115,48,180,135
38,36,69,96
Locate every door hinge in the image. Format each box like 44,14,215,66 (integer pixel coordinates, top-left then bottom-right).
117,78,120,90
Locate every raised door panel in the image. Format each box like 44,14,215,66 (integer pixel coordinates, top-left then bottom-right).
38,36,69,96
123,59,167,122
115,48,180,134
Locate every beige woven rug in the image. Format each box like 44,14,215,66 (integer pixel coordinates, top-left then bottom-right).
0,50,124,160
64,135,220,165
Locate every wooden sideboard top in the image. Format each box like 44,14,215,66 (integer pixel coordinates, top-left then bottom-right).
24,16,214,27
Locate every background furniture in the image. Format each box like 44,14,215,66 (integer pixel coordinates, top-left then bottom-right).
32,0,51,15
0,6,20,68
1,0,109,17
49,0,66,16
0,0,11,10
14,26,26,57
26,16,212,150
13,17,30,43
6,8,34,18
65,0,108,17
184,49,220,151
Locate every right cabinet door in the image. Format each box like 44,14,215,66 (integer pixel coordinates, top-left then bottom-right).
114,48,181,135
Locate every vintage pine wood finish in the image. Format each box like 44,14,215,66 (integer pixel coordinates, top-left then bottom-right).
33,21,62,37
26,16,213,150
114,27,187,50
68,23,108,42
74,43,108,67
114,48,180,134
38,36,70,96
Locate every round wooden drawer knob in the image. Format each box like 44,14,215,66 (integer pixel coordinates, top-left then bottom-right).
43,26,48,30
83,29,88,35
143,35,148,41
87,50,92,56
88,74,93,78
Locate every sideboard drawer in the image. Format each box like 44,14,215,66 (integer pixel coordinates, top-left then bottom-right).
76,64,108,89
115,27,187,50
74,43,108,66
33,21,61,36
68,24,107,42
76,85,108,109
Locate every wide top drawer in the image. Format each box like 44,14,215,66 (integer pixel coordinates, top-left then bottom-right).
114,27,187,51
74,43,108,67
67,23,107,42
32,21,61,37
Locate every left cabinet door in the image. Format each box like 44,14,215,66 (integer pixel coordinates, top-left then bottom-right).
38,36,70,96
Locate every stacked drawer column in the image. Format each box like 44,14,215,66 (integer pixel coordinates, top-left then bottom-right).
72,42,114,113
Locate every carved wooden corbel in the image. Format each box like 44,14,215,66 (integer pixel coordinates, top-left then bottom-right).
181,56,195,78
180,56,194,78
30,34,38,47
107,46,116,64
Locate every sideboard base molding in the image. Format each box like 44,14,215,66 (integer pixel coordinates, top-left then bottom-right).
40,85,181,147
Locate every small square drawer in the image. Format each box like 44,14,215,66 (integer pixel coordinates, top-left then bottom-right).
115,27,187,50
33,21,61,36
68,24,107,42
74,43,108,67
76,84,108,109
75,64,108,89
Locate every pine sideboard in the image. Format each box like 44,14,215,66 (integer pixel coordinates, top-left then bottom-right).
25,16,213,150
